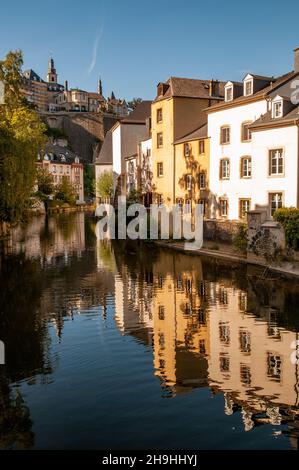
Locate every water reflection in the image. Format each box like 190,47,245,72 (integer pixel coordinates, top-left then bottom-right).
0,213,299,449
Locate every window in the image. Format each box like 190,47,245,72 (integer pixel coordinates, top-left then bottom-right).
239,331,251,353
156,108,162,123
219,354,230,372
156,194,163,206
146,148,151,157
239,199,251,219
199,339,206,355
130,162,136,175
241,122,252,141
220,126,230,144
269,192,283,217
220,158,230,179
199,140,205,154
158,305,165,320
197,199,207,215
269,148,284,176
219,322,230,344
176,198,183,208
185,199,192,213
219,198,228,217
225,86,233,101
244,80,253,96
157,162,163,177
199,172,206,189
157,132,163,148
267,353,281,381
273,101,283,118
240,156,252,178
184,143,190,157
186,174,192,190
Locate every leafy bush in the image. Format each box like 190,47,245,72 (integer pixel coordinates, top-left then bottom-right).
273,207,299,250
96,171,114,199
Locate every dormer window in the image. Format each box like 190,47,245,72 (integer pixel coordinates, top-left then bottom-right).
244,79,253,96
225,86,233,102
272,100,283,118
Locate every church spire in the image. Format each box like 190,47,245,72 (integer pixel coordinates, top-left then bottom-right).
98,76,103,96
47,57,57,83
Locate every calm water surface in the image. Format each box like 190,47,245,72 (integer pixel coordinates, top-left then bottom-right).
0,212,298,450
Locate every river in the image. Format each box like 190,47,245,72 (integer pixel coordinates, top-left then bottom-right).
0,212,298,449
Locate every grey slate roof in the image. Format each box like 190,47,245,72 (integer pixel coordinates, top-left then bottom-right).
95,130,113,165
23,69,44,82
249,106,299,129
207,71,297,112
121,100,152,123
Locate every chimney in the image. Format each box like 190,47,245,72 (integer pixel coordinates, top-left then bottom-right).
64,80,68,91
209,79,220,97
294,47,299,73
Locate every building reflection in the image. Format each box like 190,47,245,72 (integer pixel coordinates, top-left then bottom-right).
112,245,299,445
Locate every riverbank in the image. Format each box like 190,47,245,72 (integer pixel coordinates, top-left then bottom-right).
154,239,299,279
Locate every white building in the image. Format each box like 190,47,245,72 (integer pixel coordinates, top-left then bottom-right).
125,136,152,204
208,47,299,220
95,101,152,200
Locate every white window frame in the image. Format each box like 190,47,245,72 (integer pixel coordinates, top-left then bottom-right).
157,162,163,177
219,198,228,217
244,79,253,96
220,158,230,180
225,86,233,102
272,100,283,119
239,199,251,219
220,126,230,145
269,192,283,217
269,149,284,176
240,156,252,178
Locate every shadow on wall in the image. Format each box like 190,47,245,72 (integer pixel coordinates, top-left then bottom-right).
43,113,104,163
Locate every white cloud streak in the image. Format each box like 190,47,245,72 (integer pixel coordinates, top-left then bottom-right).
88,24,104,76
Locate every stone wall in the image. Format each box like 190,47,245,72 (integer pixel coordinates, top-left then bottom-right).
203,219,240,242
247,210,286,262
41,112,104,163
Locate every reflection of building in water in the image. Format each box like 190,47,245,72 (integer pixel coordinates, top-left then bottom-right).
113,247,299,444
208,283,299,438
114,264,154,343
152,252,209,394
10,213,85,264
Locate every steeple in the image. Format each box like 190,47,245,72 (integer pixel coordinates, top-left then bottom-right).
98,76,103,96
47,57,57,83
110,91,115,100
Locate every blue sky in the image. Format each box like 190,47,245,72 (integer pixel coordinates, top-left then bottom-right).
1,0,299,100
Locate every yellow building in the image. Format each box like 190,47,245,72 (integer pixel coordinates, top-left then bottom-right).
174,124,210,216
151,251,210,394
151,77,224,208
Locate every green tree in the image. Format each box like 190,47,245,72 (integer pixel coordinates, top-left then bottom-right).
127,97,142,111
0,50,46,224
273,207,299,250
96,171,114,200
84,164,95,200
35,167,55,210
55,176,77,205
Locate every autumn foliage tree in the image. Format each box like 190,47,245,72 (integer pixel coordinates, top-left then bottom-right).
0,50,46,225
